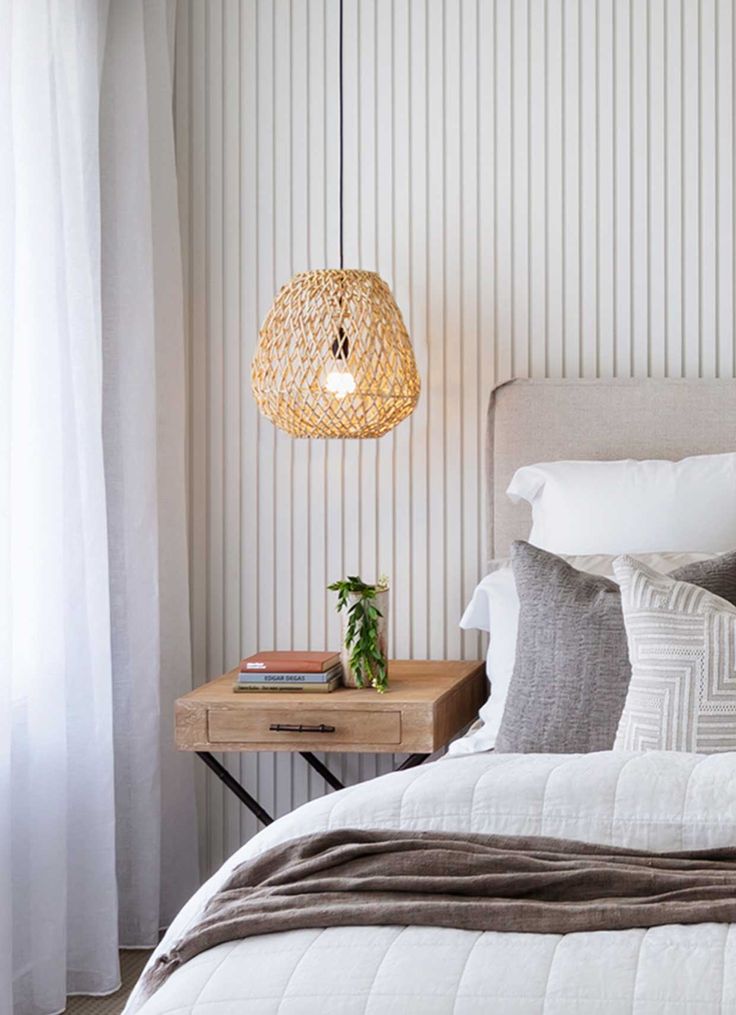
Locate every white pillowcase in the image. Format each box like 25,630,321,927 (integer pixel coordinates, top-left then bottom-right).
507,453,736,555
614,555,736,754
451,566,518,755
450,550,716,757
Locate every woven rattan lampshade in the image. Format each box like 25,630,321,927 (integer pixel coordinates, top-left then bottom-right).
251,269,420,439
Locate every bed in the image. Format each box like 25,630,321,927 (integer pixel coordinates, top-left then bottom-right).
126,379,736,1015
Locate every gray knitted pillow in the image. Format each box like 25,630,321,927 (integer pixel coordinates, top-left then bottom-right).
494,541,736,754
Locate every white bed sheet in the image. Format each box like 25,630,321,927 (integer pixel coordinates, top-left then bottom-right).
126,751,736,1014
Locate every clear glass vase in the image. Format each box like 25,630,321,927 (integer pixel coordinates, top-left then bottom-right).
341,588,389,689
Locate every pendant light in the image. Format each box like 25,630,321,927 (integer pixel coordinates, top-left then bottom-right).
250,0,420,439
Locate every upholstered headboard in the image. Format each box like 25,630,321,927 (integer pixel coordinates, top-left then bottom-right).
487,378,736,560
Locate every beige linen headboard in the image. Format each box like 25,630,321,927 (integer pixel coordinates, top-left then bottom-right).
487,378,736,560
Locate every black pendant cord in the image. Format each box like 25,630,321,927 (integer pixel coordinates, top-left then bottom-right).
338,0,344,270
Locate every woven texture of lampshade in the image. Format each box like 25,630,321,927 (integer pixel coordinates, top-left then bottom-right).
251,269,420,438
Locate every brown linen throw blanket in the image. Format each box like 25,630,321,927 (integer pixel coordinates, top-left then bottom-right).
137,828,736,1008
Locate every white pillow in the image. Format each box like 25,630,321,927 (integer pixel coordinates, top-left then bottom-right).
450,566,519,755
507,453,736,555
449,550,717,757
614,555,736,753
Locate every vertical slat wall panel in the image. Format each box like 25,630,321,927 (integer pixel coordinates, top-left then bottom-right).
392,0,413,664
238,0,260,846
664,0,683,377
683,0,702,375
459,0,482,660
408,0,429,662
561,0,581,377
175,0,736,875
717,0,734,377
222,0,242,859
701,0,717,377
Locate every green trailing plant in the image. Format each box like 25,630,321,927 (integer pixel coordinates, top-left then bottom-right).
328,575,389,692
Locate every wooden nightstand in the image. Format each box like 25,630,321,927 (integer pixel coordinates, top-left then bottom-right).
176,659,486,826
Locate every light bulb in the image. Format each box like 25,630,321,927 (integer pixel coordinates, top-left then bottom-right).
324,369,356,399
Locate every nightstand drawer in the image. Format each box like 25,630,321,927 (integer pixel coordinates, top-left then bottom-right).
207,707,402,746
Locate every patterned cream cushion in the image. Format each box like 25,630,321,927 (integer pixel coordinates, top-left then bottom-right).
614,555,736,753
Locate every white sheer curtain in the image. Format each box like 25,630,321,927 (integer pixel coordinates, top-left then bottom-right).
100,0,198,947
0,1,198,1012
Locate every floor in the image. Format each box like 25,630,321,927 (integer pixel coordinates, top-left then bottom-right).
64,951,151,1015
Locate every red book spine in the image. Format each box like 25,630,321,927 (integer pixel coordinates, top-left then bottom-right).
239,656,339,674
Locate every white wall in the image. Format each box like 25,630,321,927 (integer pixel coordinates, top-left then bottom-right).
175,0,736,873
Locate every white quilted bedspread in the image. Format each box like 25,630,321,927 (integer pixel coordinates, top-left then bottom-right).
126,751,736,1014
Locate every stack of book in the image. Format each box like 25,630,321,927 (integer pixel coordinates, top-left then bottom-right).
234,651,343,693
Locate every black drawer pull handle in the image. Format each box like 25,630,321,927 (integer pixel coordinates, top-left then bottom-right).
269,722,336,734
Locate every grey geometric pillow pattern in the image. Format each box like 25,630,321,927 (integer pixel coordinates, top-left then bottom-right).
614,555,736,754
494,542,736,755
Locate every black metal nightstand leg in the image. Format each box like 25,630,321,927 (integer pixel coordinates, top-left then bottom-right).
395,752,430,771
300,751,345,790
196,751,274,826
197,750,431,821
